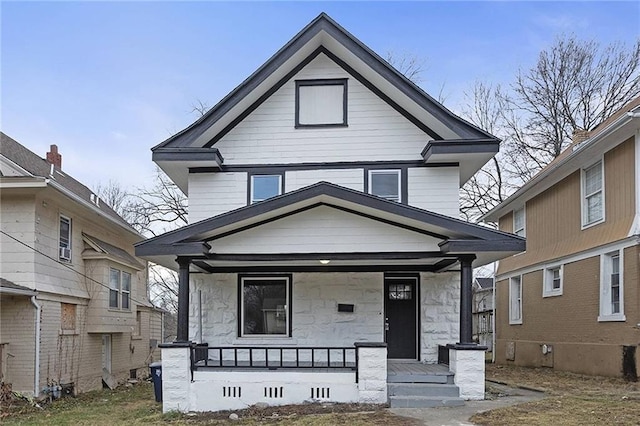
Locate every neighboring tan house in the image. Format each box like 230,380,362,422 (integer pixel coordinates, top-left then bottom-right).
472,277,494,351
0,133,163,397
482,98,640,380
135,13,525,412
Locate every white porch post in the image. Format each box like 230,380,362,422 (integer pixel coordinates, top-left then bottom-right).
159,343,192,413
355,342,387,404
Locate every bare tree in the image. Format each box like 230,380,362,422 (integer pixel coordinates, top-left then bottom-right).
508,36,640,172
385,51,426,84
190,99,211,117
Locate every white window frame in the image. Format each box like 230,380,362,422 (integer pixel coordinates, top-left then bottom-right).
368,169,401,202
581,160,605,228
543,265,563,297
109,267,132,311
240,276,291,337
509,276,523,325
599,250,625,322
250,174,282,204
59,215,72,262
513,207,526,237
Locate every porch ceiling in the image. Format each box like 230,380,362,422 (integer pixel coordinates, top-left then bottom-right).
135,182,525,271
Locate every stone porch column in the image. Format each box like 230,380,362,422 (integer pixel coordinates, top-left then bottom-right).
176,257,191,343
355,342,387,404
159,343,192,412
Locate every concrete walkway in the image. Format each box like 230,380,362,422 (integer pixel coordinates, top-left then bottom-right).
388,382,546,426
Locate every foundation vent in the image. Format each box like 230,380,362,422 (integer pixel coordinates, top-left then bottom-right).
264,386,284,398
223,386,241,398
311,387,331,399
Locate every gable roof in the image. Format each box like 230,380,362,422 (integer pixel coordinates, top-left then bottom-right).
481,97,640,222
0,132,140,237
154,13,493,151
136,181,525,271
151,13,499,192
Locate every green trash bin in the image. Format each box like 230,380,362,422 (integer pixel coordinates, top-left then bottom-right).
149,362,162,402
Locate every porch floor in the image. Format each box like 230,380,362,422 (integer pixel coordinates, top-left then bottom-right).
387,361,452,383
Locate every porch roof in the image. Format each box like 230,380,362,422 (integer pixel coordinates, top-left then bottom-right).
135,182,525,271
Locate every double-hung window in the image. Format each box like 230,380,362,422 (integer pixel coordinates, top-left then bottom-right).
240,276,291,337
368,170,401,202
582,161,604,227
599,251,624,321
513,208,525,237
250,174,282,204
295,79,347,127
509,276,523,324
543,266,563,297
109,268,131,310
59,215,72,261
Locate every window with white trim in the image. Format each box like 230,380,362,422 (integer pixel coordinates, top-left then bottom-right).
513,208,525,237
599,251,624,321
109,268,131,310
509,276,522,324
295,79,347,127
240,276,290,336
368,170,401,202
250,175,282,204
543,266,563,297
59,215,72,262
582,161,604,227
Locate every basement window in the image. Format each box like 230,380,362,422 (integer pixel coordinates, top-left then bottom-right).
295,79,348,127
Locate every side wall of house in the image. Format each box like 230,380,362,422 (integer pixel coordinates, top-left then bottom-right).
0,194,36,287
189,271,459,362
0,295,36,394
495,245,640,377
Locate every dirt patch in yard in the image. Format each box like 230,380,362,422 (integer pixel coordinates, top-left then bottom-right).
471,364,640,426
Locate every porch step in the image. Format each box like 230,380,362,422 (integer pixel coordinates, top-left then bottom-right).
389,395,465,408
387,373,454,384
388,383,460,398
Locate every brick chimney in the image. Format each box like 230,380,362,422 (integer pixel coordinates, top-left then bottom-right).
572,128,590,145
46,144,62,169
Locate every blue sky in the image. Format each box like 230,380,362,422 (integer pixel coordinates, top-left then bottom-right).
2,1,638,192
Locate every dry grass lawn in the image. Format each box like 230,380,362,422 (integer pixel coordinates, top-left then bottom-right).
471,364,640,426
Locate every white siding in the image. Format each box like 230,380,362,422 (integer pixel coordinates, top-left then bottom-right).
215,53,429,164
285,169,364,192
188,172,248,223
408,167,460,217
213,205,441,254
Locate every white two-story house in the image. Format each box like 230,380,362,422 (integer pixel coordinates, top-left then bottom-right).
135,13,525,412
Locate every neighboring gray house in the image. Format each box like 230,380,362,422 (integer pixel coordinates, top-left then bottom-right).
135,13,525,412
472,277,494,351
0,133,163,396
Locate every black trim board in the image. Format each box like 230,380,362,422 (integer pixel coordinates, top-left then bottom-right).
190,161,459,174
206,251,449,262
422,139,500,159
195,264,451,273
152,147,224,164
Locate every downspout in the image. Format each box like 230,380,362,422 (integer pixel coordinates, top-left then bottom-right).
30,296,42,397
492,262,497,364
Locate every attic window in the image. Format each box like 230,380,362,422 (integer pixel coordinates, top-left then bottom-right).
295,79,347,127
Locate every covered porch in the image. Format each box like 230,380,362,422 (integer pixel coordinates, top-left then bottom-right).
136,182,524,412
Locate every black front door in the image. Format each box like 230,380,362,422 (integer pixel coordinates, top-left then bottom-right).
384,276,418,359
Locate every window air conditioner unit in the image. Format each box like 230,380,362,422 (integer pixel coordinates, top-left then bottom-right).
59,247,71,261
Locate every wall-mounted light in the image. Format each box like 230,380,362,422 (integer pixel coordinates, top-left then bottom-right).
319,260,330,265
